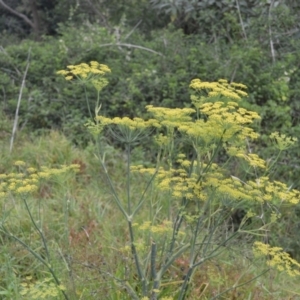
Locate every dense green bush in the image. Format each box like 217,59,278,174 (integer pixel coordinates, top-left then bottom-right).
1,8,300,180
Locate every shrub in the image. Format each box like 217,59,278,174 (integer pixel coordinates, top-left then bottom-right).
65,62,300,298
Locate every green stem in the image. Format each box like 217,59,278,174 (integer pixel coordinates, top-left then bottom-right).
131,170,157,217
95,90,101,116
101,158,128,218
128,220,146,295
178,211,205,300
115,279,140,300
157,243,190,283
265,150,282,176
1,227,69,300
96,142,128,219
166,206,185,261
177,266,194,300
201,231,239,267
22,197,50,261
196,133,225,184
126,144,131,214
83,85,93,120
210,268,270,300
150,241,157,280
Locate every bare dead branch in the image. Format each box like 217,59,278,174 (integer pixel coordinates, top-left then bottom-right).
268,0,276,63
235,0,248,41
99,42,164,56
0,0,35,29
10,48,31,153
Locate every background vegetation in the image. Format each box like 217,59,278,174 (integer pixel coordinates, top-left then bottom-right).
1,0,300,298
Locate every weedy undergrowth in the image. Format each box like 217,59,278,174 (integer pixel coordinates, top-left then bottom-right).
0,161,79,299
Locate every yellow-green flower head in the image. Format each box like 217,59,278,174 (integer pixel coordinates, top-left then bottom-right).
236,153,266,169
96,115,160,131
37,171,51,179
0,174,7,179
270,131,298,151
190,78,248,101
145,166,199,200
26,167,37,173
246,177,300,204
16,185,38,194
20,277,66,298
14,160,26,167
154,133,172,147
57,61,111,90
253,241,300,277
95,115,159,144
179,101,260,144
0,163,79,197
146,105,195,128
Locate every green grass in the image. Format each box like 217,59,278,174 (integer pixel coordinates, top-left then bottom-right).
0,129,300,299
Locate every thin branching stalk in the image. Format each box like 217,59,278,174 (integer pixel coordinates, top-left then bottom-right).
178,231,239,299
202,233,240,268
124,20,142,40
166,204,186,260
177,202,220,299
178,234,242,300
125,142,147,293
99,42,164,56
22,197,50,261
177,218,204,299
177,266,194,300
103,269,140,300
0,226,69,300
265,150,282,175
128,220,147,295
196,133,225,184
126,143,131,214
131,170,157,217
96,142,128,218
203,207,227,256
268,0,276,63
101,159,128,217
210,268,270,300
156,243,190,283
150,241,157,280
235,0,248,41
115,279,140,300
95,89,101,116
83,85,93,120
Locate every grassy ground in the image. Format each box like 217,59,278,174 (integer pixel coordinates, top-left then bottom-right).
0,128,300,299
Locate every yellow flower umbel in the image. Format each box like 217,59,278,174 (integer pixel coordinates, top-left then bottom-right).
178,101,260,150
145,106,195,129
270,131,298,151
93,116,160,144
0,161,79,199
96,116,160,131
57,61,111,91
132,154,198,200
57,61,111,117
145,106,196,156
253,241,300,277
190,78,248,108
246,177,300,204
184,78,262,169
20,276,66,299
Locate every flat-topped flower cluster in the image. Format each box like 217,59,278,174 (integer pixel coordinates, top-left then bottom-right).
0,161,79,198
